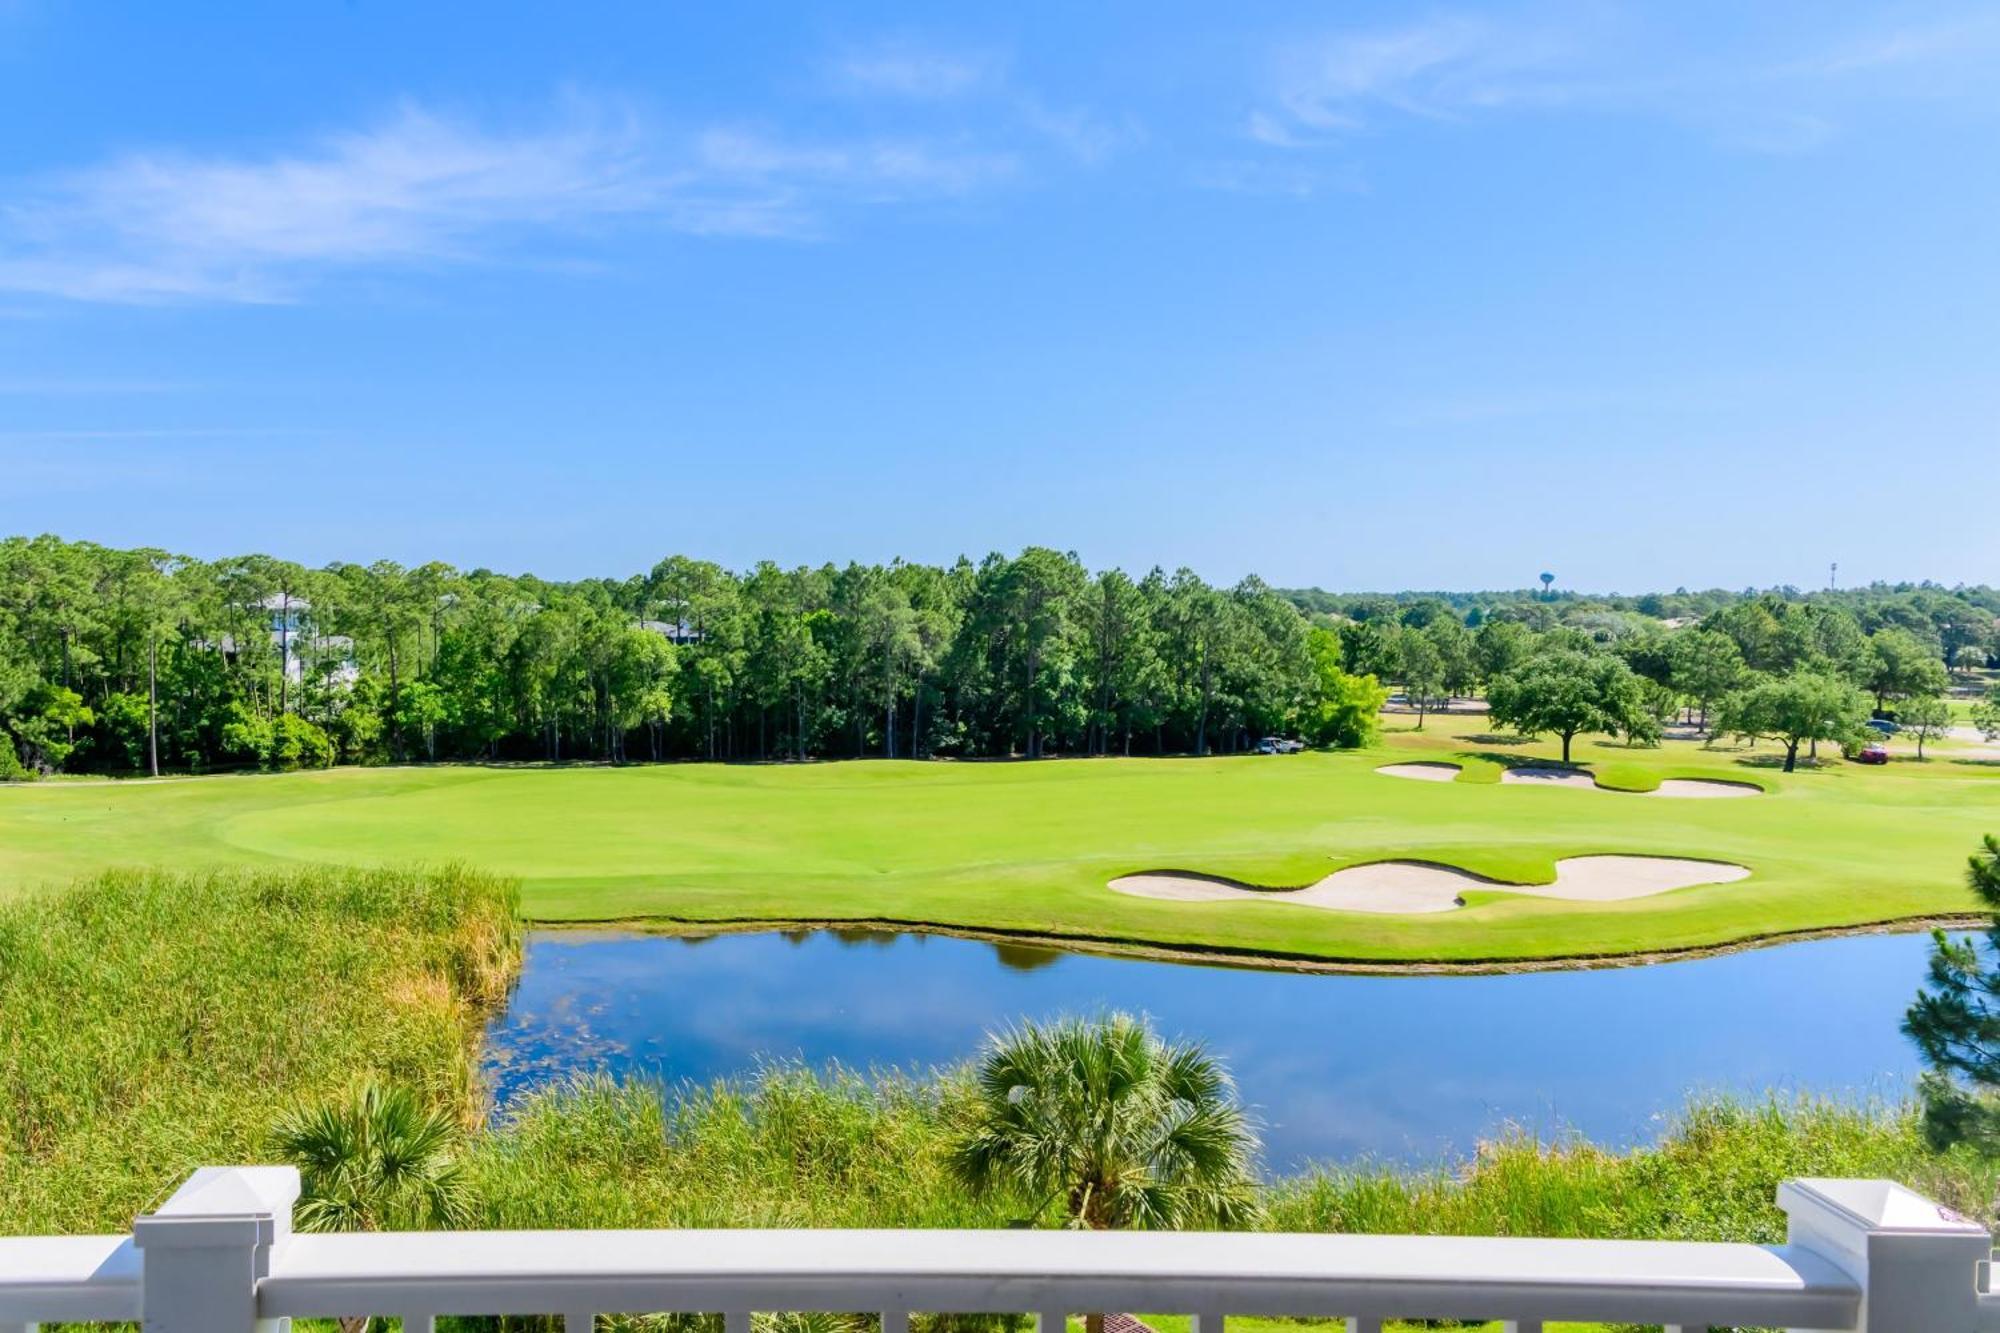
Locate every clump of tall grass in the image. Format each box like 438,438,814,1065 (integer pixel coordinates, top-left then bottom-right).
468,1064,1029,1230
0,863,520,1233
468,1066,2000,1245
1266,1096,2000,1242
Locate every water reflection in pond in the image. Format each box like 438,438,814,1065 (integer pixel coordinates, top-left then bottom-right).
482,927,1931,1169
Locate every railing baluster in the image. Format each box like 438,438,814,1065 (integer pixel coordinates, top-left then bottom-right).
881,1310,910,1333
1035,1309,1066,1333
725,1308,753,1333
1191,1311,1225,1333
401,1316,437,1333
563,1311,595,1333
1502,1323,1544,1333
0,1322,40,1333
1344,1319,1382,1333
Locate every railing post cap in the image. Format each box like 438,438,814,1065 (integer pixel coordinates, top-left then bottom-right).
1779,1177,1987,1236
133,1166,300,1251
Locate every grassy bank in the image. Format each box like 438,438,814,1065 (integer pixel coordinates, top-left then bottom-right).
0,864,520,1232
1,725,1996,967
465,1067,1999,1241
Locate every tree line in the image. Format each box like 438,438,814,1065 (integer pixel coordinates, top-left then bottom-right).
3,534,1990,778
0,536,1383,776
1330,587,1994,771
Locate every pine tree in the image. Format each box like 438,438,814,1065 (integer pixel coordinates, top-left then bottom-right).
1903,836,2000,1150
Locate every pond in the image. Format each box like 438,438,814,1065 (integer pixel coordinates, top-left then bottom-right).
482,927,1937,1170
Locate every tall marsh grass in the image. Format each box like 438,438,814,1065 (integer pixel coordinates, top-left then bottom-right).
1268,1097,2000,1242
468,1067,1027,1230
0,863,520,1232
470,1072,2000,1242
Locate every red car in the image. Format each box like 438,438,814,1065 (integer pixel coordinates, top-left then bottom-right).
1853,744,1890,765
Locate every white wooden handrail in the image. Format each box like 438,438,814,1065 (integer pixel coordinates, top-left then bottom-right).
0,1235,139,1325
0,1168,1993,1332
259,1227,1861,1327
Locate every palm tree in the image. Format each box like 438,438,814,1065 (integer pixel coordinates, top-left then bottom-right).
951,1015,1261,1333
271,1081,473,1333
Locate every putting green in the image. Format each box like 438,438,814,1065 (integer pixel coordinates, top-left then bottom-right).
1,723,1994,968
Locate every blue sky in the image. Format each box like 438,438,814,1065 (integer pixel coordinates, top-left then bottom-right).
2,2,1996,592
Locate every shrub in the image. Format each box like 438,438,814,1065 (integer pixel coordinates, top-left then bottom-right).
0,733,27,781
93,690,151,770
218,706,336,770
8,683,91,772
219,700,274,766
269,713,336,770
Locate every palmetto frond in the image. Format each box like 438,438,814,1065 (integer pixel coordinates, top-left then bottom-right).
271,1080,471,1233
949,1013,1262,1232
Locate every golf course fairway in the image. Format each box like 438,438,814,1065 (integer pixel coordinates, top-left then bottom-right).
3,724,1996,969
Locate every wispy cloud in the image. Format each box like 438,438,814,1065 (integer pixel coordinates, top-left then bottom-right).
0,101,661,302
1016,96,1144,165
829,40,1002,100
1267,13,1579,138
1188,159,1353,199
0,95,1028,303
824,33,1141,173
695,128,1016,199
1787,13,2000,80
1248,8,2000,155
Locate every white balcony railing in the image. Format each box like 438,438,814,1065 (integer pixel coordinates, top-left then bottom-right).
2,1167,1998,1332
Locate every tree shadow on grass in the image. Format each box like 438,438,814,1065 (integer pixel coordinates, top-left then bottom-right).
1456,749,1583,772
1453,732,1535,747
1733,753,1839,773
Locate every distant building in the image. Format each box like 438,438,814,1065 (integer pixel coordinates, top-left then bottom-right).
256,594,359,685
638,618,704,645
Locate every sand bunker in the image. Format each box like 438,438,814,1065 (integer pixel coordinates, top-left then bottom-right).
1109,855,1749,916
1367,764,1763,797
1376,762,1462,782
1645,778,1760,799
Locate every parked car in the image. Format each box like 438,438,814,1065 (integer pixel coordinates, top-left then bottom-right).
1255,737,1305,754
1865,718,1899,736
1854,744,1891,765
1276,738,1306,753
1254,737,1279,754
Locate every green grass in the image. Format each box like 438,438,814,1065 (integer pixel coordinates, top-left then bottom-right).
469,1069,1023,1231
0,864,520,1233
1,721,1995,967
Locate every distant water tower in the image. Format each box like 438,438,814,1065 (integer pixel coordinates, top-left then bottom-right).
1540,571,1555,600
